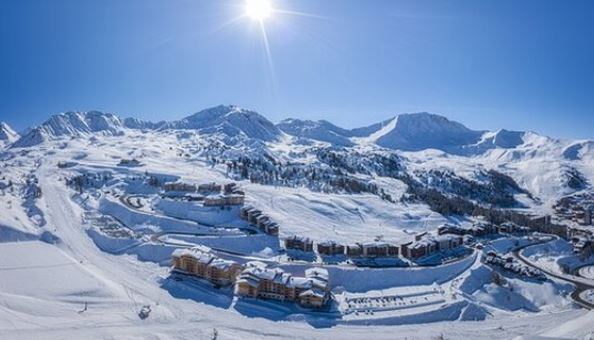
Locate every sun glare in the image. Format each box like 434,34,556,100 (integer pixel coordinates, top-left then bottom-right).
246,0,272,21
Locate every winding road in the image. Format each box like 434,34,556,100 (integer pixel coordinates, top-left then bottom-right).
511,237,594,309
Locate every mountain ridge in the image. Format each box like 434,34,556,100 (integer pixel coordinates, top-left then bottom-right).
0,122,19,147
7,105,580,156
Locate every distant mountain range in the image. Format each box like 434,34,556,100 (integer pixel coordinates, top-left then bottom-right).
0,106,557,153
2,105,591,161
3,104,594,213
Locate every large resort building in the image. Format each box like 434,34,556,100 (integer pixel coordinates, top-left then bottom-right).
163,181,198,193
171,247,242,286
235,262,331,308
203,193,245,206
401,234,463,260
172,251,332,308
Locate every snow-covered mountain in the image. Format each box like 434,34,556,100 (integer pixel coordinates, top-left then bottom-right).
277,118,354,146
358,113,485,152
11,107,568,157
276,112,542,155
12,105,283,147
0,122,19,147
12,111,125,148
2,105,594,340
8,105,594,204
165,105,282,141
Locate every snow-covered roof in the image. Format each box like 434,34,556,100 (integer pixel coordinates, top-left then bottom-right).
209,258,238,270
287,276,312,289
305,267,329,282
361,241,394,248
410,239,437,249
240,264,285,283
236,277,260,287
286,235,312,243
318,240,343,247
241,205,259,212
299,287,327,299
172,245,212,259
245,261,268,269
433,234,462,242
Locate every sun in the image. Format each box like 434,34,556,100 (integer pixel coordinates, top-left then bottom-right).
245,0,272,21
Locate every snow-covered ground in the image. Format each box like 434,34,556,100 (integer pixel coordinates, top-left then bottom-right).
1,112,594,339
579,266,594,281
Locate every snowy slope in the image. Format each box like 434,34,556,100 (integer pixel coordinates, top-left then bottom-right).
1,115,593,339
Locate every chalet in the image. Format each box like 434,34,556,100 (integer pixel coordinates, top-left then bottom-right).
434,234,463,251
438,223,493,237
345,243,363,257
206,258,243,286
299,268,331,308
172,247,214,276
240,207,279,236
572,238,594,257
225,194,245,206
401,239,438,260
171,247,242,286
262,221,279,236
198,182,223,193
569,225,594,257
361,242,399,257
224,182,237,193
256,214,271,228
497,222,517,234
240,206,262,222
248,210,263,224
235,262,330,308
240,206,254,220
203,193,245,207
236,262,288,301
317,240,345,256
163,181,197,193
284,235,314,252
414,232,428,241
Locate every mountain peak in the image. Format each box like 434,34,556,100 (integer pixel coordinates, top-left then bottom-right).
7,107,542,154
0,122,19,146
11,111,124,148
173,105,281,141
369,112,484,152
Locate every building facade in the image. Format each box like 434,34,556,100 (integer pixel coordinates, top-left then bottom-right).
235,262,330,308
171,247,242,286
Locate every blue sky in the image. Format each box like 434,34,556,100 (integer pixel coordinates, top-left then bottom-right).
1,0,593,138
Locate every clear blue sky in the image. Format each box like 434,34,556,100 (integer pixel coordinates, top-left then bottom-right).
1,0,593,138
